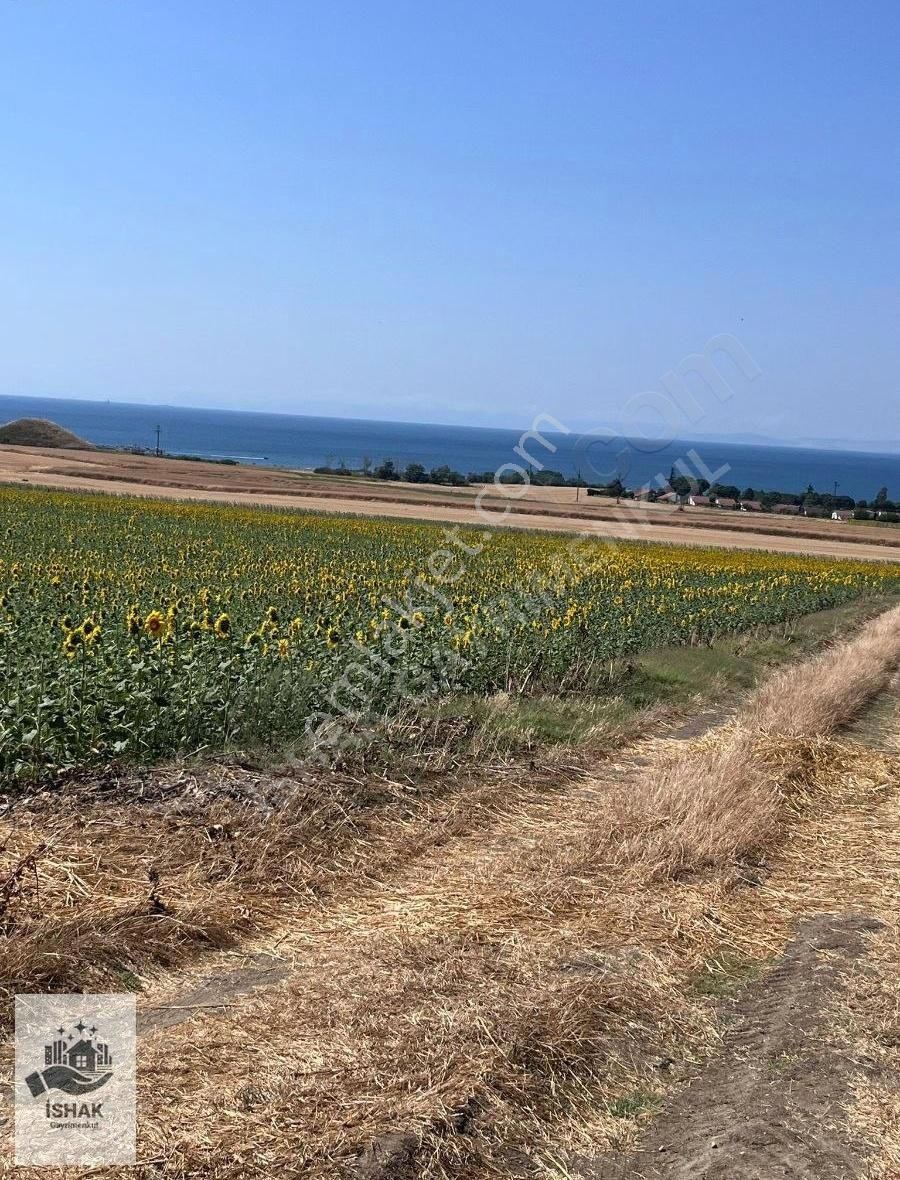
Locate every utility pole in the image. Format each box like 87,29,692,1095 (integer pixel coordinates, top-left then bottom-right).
833,480,839,499
155,425,161,457
576,468,581,501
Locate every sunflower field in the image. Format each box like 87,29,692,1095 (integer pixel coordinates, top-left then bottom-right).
0,485,897,781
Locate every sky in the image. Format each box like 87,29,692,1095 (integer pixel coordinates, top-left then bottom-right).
1,1,899,445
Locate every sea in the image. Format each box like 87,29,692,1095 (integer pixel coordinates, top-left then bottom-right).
1,394,898,503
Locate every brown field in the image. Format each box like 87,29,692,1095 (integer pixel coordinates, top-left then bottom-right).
2,599,900,1177
1,442,898,561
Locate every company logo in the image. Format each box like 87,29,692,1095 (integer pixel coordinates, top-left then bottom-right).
15,993,136,1165
26,1017,114,1102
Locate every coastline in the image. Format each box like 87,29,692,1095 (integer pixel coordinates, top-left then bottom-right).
1,394,898,501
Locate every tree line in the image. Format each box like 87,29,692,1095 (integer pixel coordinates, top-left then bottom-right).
311,458,896,519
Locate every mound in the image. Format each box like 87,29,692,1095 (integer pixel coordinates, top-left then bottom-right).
0,417,95,449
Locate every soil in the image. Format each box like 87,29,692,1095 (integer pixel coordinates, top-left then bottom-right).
575,914,885,1180
139,952,291,1035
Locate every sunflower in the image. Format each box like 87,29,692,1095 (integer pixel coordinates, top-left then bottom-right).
143,609,169,640
62,630,81,658
277,637,290,659
213,613,232,640
79,617,99,644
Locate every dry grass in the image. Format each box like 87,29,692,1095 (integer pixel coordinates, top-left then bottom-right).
0,715,663,1013
0,417,93,449
118,745,899,1179
751,601,900,735
3,603,900,1178
104,605,900,1177
608,601,900,880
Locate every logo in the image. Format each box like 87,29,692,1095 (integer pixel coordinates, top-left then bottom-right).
14,994,136,1165
26,1017,114,1104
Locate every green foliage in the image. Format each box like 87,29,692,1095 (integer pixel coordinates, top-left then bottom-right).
403,462,428,483
606,1091,660,1119
0,486,896,785
373,458,400,480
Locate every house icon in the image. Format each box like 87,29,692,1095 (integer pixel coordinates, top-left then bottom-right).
44,1024,113,1074
68,1039,99,1071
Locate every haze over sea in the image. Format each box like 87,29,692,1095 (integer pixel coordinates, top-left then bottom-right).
1,395,898,503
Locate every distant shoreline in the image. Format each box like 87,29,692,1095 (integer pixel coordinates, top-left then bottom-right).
0,394,898,502
1,413,896,519
2,393,898,457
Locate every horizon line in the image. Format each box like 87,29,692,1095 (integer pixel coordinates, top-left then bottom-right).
1,390,899,459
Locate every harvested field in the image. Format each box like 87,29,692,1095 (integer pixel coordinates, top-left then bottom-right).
1,602,899,1177
1,442,898,561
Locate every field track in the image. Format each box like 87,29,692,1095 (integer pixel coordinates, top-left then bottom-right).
3,603,900,1177
2,442,899,561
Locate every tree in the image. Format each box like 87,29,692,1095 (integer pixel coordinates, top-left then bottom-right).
374,458,399,480
709,483,740,500
429,464,466,486
741,487,756,501
532,468,566,486
588,477,625,497
874,487,889,507
403,462,428,483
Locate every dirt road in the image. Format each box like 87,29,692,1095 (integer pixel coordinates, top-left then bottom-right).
576,914,885,1180
1,443,898,562
3,610,900,1178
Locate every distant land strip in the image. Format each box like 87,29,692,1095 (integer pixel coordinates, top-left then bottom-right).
0,442,898,564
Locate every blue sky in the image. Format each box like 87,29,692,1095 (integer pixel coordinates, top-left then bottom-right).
1,1,898,444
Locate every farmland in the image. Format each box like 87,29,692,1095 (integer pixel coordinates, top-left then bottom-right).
1,484,899,784
3,484,900,1177
2,440,900,562
1,595,899,1178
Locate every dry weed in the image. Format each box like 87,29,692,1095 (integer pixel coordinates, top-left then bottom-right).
3,603,900,1179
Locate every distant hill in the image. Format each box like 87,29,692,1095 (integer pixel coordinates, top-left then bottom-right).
0,417,96,449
